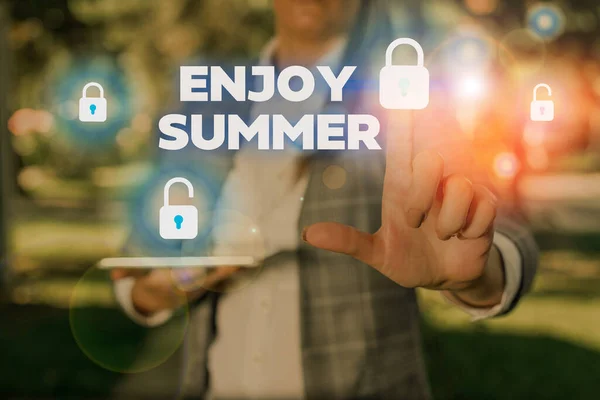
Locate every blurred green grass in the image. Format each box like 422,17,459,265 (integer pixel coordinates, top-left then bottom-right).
2,219,600,399
419,247,600,399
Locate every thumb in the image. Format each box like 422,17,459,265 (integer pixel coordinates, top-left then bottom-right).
302,222,382,267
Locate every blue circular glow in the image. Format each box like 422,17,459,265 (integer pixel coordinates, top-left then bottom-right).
528,5,565,40
48,57,133,149
126,162,223,257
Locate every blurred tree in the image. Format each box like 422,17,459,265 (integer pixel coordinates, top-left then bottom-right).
6,0,273,197
0,1,14,302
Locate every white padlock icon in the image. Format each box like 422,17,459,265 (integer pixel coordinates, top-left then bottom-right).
159,178,199,240
79,82,107,123
380,38,430,110
531,83,554,122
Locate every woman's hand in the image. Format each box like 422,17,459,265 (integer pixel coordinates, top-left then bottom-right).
110,267,240,316
302,112,505,308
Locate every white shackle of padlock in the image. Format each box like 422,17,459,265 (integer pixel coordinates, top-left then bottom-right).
82,82,105,99
164,177,195,207
533,83,552,101
385,38,425,67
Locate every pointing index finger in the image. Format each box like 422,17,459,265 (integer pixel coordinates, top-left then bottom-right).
384,110,415,189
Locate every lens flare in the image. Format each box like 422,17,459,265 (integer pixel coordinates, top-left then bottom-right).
70,266,189,373
456,75,487,99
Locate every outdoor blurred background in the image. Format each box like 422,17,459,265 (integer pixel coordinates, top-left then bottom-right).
1,0,600,399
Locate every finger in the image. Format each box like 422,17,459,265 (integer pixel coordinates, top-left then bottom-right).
202,266,241,289
302,222,382,267
436,174,474,240
404,150,444,228
460,185,497,239
384,111,415,190
170,266,239,292
110,268,147,281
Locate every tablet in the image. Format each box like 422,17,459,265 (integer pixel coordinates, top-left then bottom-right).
96,256,258,270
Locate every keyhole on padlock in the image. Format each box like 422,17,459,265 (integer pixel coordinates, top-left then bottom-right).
399,79,410,97
540,106,545,115
90,104,97,115
174,215,184,230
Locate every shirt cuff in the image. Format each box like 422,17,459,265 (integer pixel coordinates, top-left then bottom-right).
114,277,174,327
444,231,523,321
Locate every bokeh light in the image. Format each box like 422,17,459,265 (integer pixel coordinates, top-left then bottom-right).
322,165,348,190
494,152,520,180
455,75,487,99
464,0,499,16
527,3,566,41
8,109,54,136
